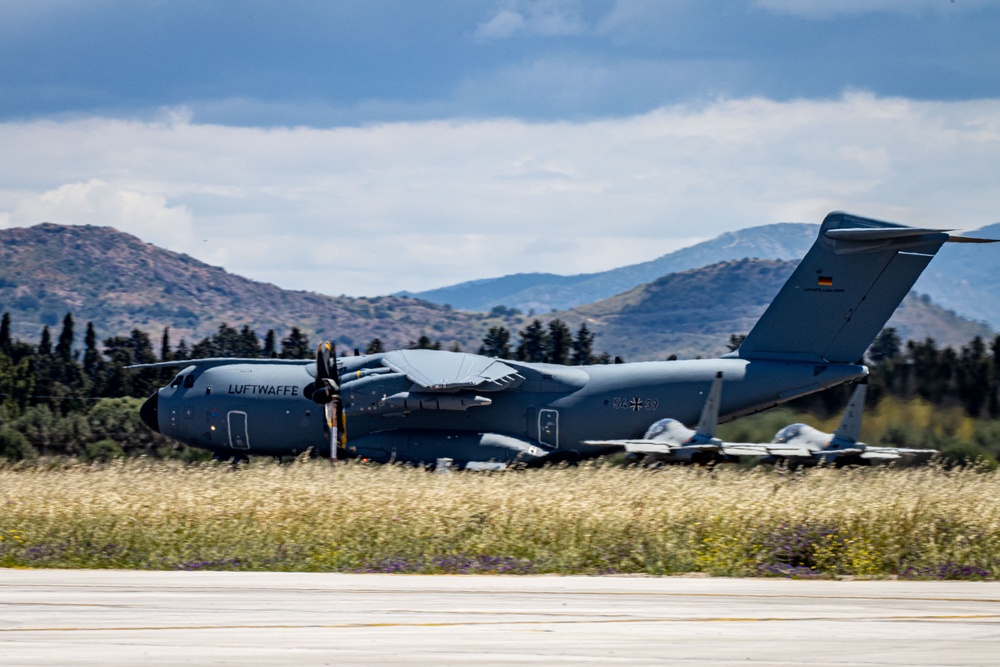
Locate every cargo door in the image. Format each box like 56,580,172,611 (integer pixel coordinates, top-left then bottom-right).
227,410,250,450
538,409,559,448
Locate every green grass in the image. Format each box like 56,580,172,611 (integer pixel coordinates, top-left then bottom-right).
1,459,998,579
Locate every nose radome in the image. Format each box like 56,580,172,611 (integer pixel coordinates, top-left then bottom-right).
139,392,160,433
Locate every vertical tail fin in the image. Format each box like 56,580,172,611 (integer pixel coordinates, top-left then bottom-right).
738,212,956,364
694,372,724,439
832,383,867,444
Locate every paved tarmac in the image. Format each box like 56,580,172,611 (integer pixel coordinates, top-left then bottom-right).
1,570,999,666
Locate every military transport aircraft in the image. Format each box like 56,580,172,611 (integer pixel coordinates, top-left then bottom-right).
134,212,994,466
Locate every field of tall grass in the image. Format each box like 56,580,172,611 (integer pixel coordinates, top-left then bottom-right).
2,459,998,578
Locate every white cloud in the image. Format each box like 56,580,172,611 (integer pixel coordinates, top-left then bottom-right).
0,93,998,296
6,179,195,249
477,8,526,39
752,0,993,18
476,0,587,40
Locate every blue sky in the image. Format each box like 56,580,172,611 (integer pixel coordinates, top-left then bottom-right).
1,1,999,295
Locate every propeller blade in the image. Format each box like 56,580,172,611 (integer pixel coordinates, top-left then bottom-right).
312,341,341,404
323,396,348,459
316,341,334,380
315,341,348,458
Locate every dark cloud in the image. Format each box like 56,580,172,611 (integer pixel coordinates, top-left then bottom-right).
0,0,997,126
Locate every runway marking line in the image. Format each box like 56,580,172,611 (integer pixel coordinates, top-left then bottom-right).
1,614,998,633
3,583,1000,605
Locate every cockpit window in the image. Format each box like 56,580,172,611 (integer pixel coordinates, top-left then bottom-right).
169,373,184,388
183,374,195,389
643,418,675,440
773,424,803,444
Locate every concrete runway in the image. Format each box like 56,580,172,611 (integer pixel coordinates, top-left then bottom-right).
1,570,999,666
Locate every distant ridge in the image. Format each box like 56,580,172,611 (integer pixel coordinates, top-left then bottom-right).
0,222,991,361
913,222,1000,329
554,259,994,361
408,222,818,312
0,223,515,351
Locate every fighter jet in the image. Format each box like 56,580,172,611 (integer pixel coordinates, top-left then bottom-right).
583,372,733,464
723,383,937,466
134,212,994,466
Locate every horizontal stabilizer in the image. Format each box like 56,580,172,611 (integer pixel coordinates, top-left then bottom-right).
946,235,999,244
825,227,953,242
826,227,999,244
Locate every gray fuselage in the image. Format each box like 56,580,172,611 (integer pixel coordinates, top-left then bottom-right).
144,354,865,463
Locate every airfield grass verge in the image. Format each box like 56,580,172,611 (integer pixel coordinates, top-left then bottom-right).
1,460,998,579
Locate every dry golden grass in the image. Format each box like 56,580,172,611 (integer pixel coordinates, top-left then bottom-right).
1,460,998,578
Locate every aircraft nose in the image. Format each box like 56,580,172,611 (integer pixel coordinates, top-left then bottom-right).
139,392,160,433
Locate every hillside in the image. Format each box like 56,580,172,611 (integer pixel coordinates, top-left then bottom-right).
913,222,1000,329
556,259,994,361
0,223,521,351
409,223,818,312
0,223,989,362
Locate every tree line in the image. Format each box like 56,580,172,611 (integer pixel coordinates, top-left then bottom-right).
0,313,320,461
1,309,999,462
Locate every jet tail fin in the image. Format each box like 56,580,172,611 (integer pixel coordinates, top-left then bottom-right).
693,372,724,440
736,212,982,364
832,382,867,444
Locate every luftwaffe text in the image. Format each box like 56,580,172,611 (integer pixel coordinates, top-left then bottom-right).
228,384,299,396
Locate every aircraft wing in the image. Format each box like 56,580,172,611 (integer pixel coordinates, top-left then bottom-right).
722,445,817,458
720,444,774,456
582,439,720,451
381,350,525,392
860,446,935,459
861,450,901,460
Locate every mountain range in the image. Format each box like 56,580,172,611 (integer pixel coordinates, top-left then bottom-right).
406,223,818,313
0,221,994,361
0,223,517,353
409,220,1000,331
550,259,992,361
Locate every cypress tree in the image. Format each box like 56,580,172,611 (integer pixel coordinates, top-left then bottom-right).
570,323,595,365
237,325,260,357
516,320,548,363
280,327,311,359
0,312,13,358
38,326,52,356
160,327,172,362
546,319,572,365
55,313,75,360
262,330,277,357
83,323,102,378
479,326,511,359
